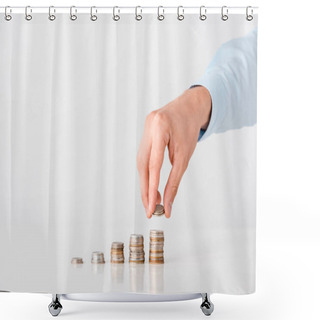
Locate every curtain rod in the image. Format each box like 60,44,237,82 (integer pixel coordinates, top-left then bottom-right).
0,6,259,12
0,7,259,22
0,6,258,9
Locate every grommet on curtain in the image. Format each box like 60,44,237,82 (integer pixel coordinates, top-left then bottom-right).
200,6,207,21
91,6,98,21
25,6,32,21
113,6,120,21
70,6,77,21
157,6,165,21
246,6,253,21
221,6,228,21
49,6,56,21
135,6,142,21
177,6,184,21
4,6,12,21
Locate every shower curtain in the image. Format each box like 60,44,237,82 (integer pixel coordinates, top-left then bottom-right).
0,7,258,295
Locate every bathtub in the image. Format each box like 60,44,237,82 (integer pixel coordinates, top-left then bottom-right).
62,292,201,302
48,292,214,316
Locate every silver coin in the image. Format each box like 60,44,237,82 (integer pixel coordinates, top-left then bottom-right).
150,229,164,236
130,257,145,261
149,244,164,249
129,246,144,253
130,234,144,240
152,204,165,216
111,242,124,248
91,251,105,264
149,252,164,258
130,241,144,246
130,253,145,258
71,257,83,264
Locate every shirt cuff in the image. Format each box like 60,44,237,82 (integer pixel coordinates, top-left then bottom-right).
191,70,226,142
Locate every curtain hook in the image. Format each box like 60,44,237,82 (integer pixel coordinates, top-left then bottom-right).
4,6,12,21
177,6,184,21
157,6,165,21
246,6,253,21
135,6,142,21
25,6,32,21
113,6,120,21
70,6,77,21
200,6,207,21
221,6,228,21
91,6,98,21
49,6,56,21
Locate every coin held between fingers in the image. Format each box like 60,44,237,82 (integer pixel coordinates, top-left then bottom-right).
152,204,165,216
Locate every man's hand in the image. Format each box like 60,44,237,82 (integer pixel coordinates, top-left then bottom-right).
136,86,211,218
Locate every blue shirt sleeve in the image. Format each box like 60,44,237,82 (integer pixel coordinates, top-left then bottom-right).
193,28,258,142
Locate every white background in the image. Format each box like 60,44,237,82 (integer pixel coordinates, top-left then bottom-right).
1,0,319,319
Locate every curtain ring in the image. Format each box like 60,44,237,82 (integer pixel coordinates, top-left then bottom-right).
246,6,253,21
177,6,184,21
113,6,120,21
221,6,228,21
200,6,207,21
25,6,32,21
91,6,98,21
135,6,142,21
157,6,164,21
4,6,12,21
49,6,56,21
70,6,77,21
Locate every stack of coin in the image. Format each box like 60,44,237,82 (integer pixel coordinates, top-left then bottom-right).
110,242,125,264
153,204,165,216
91,251,105,264
71,257,83,265
149,230,164,264
129,234,145,264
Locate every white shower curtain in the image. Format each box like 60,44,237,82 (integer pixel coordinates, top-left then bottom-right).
0,8,258,294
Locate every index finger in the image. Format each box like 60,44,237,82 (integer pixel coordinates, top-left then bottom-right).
147,136,166,218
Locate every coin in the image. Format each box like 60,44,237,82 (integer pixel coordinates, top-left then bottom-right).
91,251,105,264
129,234,145,264
149,252,164,258
150,230,164,236
152,204,165,216
111,242,124,249
71,257,83,264
149,229,164,264
130,234,144,241
111,242,125,264
129,246,144,253
149,260,164,264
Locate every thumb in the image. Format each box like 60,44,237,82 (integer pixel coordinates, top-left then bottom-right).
163,160,187,218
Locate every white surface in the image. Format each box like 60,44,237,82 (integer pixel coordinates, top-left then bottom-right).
1,241,319,319
1,0,320,318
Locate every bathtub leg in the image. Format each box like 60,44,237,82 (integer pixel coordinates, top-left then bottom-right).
48,294,63,317
200,293,214,316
